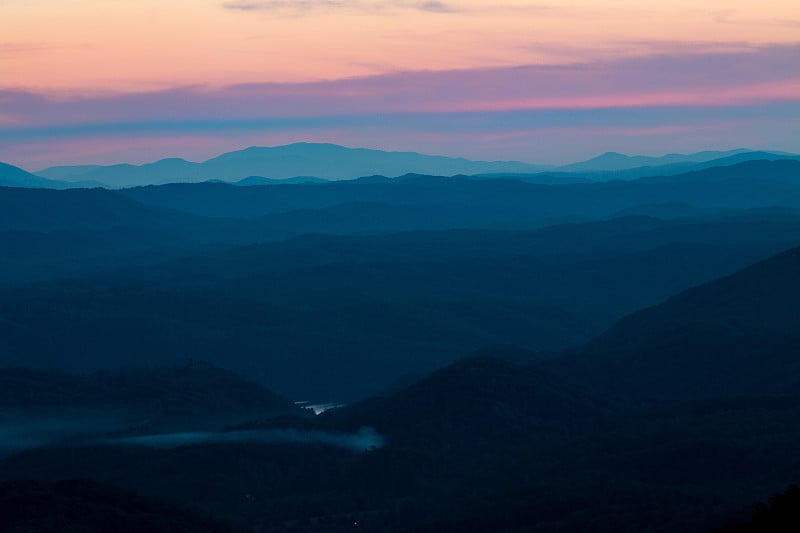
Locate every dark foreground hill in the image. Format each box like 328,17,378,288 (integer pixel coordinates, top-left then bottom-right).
3,351,800,532
717,485,800,533
0,185,213,232
547,245,800,401
0,479,240,533
328,356,604,448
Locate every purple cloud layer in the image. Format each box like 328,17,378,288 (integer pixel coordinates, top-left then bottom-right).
1,43,798,168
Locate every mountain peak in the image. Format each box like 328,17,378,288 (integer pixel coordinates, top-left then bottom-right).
597,151,629,159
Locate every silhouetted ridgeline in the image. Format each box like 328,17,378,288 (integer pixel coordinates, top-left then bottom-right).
2,158,798,286
3,346,800,531
716,485,800,533
0,479,241,532
547,244,800,401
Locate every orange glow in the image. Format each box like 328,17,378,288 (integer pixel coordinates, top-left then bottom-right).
2,0,799,91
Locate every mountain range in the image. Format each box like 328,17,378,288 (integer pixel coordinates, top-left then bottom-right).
33,143,550,187
3,148,800,531
2,158,800,400
557,149,751,172
1,143,795,188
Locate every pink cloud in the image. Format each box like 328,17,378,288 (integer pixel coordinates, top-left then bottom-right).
1,43,799,168
2,43,798,128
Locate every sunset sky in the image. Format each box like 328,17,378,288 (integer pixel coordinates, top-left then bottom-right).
1,0,799,169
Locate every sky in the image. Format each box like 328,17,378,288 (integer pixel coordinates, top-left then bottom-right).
1,0,799,169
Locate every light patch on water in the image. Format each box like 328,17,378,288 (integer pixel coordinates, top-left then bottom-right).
295,401,347,415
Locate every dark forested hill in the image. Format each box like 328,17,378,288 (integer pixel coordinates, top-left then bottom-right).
2,222,792,400
3,159,799,285
0,186,198,232
3,352,800,533
547,245,800,401
327,356,604,448
717,485,800,533
3,153,800,532
0,479,241,533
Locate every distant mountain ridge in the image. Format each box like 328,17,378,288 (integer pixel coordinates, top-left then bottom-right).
0,162,57,188
35,143,551,186
538,150,800,182
558,148,755,172
0,162,104,189
27,143,798,188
